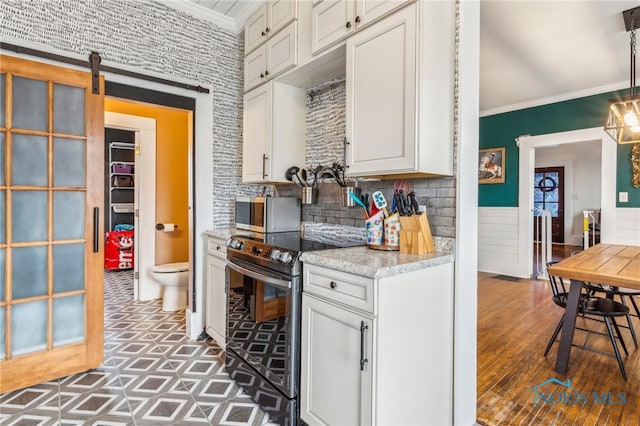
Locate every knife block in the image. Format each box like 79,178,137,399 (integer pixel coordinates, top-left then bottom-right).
398,213,435,255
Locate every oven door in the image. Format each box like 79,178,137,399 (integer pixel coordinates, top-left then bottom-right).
225,258,300,399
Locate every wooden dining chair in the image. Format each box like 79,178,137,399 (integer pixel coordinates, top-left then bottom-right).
583,282,640,318
544,262,631,381
570,250,639,344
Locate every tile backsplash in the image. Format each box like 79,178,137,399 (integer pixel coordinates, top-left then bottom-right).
277,177,456,238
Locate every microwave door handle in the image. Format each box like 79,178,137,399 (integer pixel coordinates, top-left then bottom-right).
226,261,292,291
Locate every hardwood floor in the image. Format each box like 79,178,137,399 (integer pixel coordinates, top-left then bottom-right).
532,243,583,276
477,272,640,425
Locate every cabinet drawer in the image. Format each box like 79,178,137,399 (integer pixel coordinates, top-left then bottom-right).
207,237,227,259
304,264,374,313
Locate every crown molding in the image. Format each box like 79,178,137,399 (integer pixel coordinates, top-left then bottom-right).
157,0,236,32
479,81,630,117
232,1,266,33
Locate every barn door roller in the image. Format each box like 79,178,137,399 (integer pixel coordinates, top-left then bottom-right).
89,51,101,94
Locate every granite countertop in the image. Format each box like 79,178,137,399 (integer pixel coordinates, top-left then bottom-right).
300,246,454,279
204,228,238,240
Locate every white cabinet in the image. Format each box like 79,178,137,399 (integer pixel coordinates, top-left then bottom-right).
301,294,373,425
356,0,411,29
245,4,268,54
311,0,411,54
245,0,298,55
242,81,306,183
301,261,454,425
345,1,455,177
245,21,298,92
205,236,227,348
311,0,354,54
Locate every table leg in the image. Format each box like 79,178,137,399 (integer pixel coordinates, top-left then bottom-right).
554,279,582,374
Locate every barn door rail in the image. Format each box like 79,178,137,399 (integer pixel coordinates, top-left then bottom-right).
0,42,210,95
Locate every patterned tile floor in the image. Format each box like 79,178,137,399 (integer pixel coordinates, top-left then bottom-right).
0,270,276,426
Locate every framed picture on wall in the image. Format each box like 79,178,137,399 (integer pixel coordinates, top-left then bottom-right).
478,147,505,184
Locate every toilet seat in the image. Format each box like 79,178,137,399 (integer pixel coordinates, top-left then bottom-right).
151,262,189,273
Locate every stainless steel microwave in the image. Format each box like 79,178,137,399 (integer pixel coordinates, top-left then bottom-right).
235,197,301,233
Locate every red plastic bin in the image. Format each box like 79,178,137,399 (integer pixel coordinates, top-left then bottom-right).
105,230,134,270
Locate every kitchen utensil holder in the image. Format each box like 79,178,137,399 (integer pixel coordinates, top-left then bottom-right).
301,187,318,204
398,213,435,254
341,186,361,207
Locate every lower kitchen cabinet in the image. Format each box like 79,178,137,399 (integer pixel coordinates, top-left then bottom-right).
300,262,454,425
301,293,373,425
205,236,227,348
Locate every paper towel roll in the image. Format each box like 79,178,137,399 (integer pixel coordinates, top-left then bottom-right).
162,223,175,232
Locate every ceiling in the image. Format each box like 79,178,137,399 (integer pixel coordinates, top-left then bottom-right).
165,0,640,115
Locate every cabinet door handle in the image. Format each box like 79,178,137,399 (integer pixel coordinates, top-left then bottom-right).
355,16,361,23
262,153,268,179
261,31,266,36
265,27,270,33
330,281,337,289
265,70,269,76
346,21,352,29
360,321,369,371
260,73,265,79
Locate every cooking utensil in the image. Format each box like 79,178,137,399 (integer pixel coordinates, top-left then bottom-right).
360,193,370,216
300,169,308,186
286,166,304,187
348,191,369,219
312,165,322,187
331,162,345,187
372,191,389,217
325,168,344,187
291,166,305,187
284,168,293,183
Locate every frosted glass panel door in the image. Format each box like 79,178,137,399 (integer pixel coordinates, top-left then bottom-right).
0,55,104,393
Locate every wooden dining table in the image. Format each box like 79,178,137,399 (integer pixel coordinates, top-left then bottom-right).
548,243,640,374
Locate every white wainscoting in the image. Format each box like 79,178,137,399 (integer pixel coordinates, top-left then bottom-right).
478,207,521,276
614,208,640,245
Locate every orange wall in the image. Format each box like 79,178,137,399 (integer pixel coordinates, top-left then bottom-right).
105,98,190,265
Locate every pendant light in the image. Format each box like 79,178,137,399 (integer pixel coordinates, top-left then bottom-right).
605,6,640,144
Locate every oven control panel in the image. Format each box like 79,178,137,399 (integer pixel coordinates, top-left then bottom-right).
226,236,297,265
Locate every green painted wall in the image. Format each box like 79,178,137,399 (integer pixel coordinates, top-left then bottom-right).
616,143,640,207
479,88,640,208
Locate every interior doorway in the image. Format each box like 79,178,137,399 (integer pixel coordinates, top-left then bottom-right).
517,127,615,279
104,112,156,301
533,166,565,243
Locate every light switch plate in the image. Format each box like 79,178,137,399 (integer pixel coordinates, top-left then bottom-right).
619,192,629,203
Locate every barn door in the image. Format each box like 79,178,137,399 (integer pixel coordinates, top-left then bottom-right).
0,55,104,393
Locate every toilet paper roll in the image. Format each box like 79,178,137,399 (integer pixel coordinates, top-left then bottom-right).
162,223,175,232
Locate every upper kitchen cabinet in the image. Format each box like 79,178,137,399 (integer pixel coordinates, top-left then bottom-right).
245,1,298,55
345,1,455,177
242,81,305,183
245,21,298,92
311,0,412,54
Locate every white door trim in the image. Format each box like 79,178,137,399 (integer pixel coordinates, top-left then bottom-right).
517,127,616,278
104,112,157,301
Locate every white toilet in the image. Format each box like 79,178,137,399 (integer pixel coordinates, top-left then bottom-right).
150,262,189,311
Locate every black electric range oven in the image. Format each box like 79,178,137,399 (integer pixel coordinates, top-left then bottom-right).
224,232,355,425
